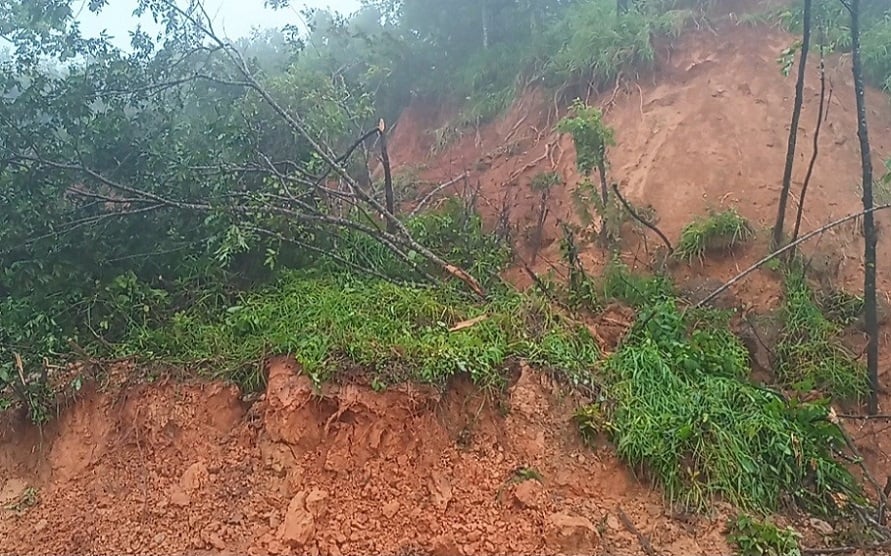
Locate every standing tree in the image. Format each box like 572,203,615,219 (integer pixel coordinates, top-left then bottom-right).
557,100,616,245
846,0,880,414
773,0,812,249
791,27,829,247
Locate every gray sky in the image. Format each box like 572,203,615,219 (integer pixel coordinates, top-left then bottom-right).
76,0,362,50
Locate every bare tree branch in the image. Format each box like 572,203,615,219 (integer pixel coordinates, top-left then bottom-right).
695,203,891,309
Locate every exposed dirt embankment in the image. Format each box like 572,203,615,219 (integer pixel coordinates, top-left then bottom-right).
0,360,731,555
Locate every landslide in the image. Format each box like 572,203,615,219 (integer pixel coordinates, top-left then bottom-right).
0,360,731,555
388,21,891,302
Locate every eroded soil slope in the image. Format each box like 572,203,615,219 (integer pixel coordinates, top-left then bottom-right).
386,16,891,514
0,360,731,556
389,22,891,298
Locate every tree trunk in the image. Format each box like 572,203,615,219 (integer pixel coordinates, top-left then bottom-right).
378,119,396,234
772,0,812,248
792,37,827,247
597,154,610,245
481,0,489,49
849,0,880,415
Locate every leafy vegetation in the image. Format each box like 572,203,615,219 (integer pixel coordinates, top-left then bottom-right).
776,269,868,400
776,0,891,91
120,270,602,392
580,296,864,515
728,514,801,556
675,208,755,263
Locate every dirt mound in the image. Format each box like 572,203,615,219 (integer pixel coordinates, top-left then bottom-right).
0,358,730,555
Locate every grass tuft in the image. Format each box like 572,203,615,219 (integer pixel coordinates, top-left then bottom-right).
579,298,864,515
675,208,754,263
776,270,868,400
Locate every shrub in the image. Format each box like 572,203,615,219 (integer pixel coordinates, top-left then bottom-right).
675,208,754,263
582,298,863,515
776,270,868,400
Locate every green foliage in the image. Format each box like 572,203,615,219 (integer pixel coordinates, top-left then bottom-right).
597,257,674,308
582,298,864,515
531,171,562,192
727,514,801,556
117,271,601,392
557,100,615,177
776,270,868,400
675,208,755,263
777,0,891,91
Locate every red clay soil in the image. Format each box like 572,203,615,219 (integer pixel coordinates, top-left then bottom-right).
0,359,732,556
389,20,891,300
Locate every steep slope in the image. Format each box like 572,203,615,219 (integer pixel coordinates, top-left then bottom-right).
388,17,891,507
0,360,732,556
389,22,891,300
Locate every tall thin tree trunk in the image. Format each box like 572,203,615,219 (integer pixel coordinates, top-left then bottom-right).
792,37,827,247
378,119,396,234
481,0,489,49
849,0,880,415
773,0,812,248
597,153,610,245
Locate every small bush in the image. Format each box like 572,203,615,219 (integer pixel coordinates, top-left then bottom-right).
776,270,868,399
584,298,863,515
728,514,801,556
675,208,754,263
818,289,865,327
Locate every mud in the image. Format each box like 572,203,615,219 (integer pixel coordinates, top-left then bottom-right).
0,359,731,555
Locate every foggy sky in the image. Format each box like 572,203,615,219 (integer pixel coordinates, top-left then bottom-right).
76,0,362,50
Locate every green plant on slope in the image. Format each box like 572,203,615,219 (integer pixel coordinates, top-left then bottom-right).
580,298,863,515
117,271,602,393
675,208,755,263
597,256,674,308
557,100,615,185
728,514,801,556
776,269,868,400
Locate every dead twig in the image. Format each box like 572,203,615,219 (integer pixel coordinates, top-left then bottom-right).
508,142,555,183
409,173,469,217
802,541,891,554
449,315,488,332
696,204,891,308
839,414,891,420
617,507,659,556
612,183,673,254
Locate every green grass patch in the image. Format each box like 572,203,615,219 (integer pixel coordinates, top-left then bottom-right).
579,298,863,515
597,257,675,308
116,272,602,392
675,208,754,263
776,270,868,400
728,514,801,556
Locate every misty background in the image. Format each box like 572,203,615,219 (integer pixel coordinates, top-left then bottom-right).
76,0,362,49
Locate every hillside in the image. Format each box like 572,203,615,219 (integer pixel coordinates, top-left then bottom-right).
389,22,891,298
3,8,891,556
